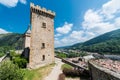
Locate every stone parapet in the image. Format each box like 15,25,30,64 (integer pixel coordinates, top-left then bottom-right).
30,2,55,18
88,59,120,80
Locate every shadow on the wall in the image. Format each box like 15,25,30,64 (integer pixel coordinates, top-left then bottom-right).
21,47,30,62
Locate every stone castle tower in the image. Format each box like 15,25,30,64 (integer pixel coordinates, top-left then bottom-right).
24,3,55,69
24,25,31,48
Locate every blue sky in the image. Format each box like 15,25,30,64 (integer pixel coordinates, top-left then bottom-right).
0,0,120,47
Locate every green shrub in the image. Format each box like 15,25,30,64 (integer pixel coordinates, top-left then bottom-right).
63,68,80,77
56,53,67,58
61,64,73,70
68,52,88,58
0,53,4,57
9,50,27,68
0,61,24,80
13,57,27,68
10,50,20,58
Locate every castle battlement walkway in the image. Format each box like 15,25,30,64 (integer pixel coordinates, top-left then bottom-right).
62,58,88,71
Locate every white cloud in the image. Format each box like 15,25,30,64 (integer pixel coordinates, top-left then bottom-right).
82,0,120,35
55,30,96,47
54,33,62,37
0,0,18,7
101,0,120,19
0,28,10,34
0,0,27,7
19,0,26,4
55,0,120,47
70,31,84,40
56,22,73,34
114,17,120,27
83,9,102,24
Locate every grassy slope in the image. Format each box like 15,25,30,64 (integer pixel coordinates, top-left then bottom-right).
23,63,55,80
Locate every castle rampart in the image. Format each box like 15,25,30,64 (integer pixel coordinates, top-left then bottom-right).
88,59,120,80
30,3,55,19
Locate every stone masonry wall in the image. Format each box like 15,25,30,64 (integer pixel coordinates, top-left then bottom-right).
24,34,31,48
88,60,120,80
28,3,55,69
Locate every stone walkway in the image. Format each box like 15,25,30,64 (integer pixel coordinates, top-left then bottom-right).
44,58,64,80
0,54,7,63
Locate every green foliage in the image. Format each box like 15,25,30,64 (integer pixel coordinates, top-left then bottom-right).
55,51,67,58
10,50,16,57
61,64,73,70
10,50,20,60
63,68,80,77
0,46,13,57
69,29,120,54
13,57,28,68
0,33,24,50
2,46,12,53
81,39,120,54
56,51,88,58
67,52,88,58
22,69,35,80
10,50,28,68
23,63,55,80
0,53,4,57
57,53,67,58
0,61,24,80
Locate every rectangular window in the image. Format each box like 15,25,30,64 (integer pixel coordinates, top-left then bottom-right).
41,43,45,49
42,55,45,61
42,22,46,28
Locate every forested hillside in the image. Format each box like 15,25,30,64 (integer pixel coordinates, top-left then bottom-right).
69,29,120,54
0,33,24,50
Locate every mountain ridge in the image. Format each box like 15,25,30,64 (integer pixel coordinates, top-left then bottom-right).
0,33,24,49
62,29,120,54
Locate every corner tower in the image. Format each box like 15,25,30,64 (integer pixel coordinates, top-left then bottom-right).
28,3,55,69
24,25,31,48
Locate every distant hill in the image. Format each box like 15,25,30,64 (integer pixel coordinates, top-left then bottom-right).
0,33,24,50
68,29,120,54
1,29,120,54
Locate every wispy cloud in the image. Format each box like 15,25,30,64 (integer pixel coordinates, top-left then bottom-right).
0,0,27,8
55,0,120,47
0,28,10,34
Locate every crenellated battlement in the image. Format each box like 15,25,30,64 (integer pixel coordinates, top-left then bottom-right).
30,3,55,18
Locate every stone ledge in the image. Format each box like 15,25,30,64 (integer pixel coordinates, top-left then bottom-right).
88,59,120,80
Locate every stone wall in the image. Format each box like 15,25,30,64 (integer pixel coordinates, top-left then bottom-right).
24,34,31,48
88,60,120,80
28,3,55,69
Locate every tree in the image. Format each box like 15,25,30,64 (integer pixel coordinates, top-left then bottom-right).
0,61,24,80
9,50,28,68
